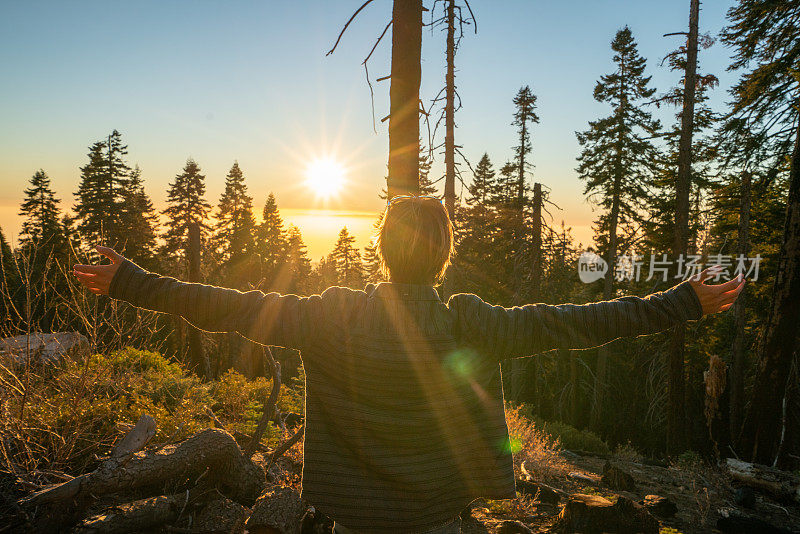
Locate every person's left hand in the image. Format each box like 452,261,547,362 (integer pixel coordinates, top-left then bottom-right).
72,246,125,296
688,267,745,316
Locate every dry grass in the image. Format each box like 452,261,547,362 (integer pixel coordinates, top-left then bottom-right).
504,403,568,483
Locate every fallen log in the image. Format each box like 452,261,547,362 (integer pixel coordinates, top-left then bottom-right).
112,414,156,459
75,493,189,533
20,428,264,510
725,458,800,504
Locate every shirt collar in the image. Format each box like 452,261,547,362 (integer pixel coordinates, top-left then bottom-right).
368,282,441,302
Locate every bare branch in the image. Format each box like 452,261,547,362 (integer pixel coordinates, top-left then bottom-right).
325,0,377,56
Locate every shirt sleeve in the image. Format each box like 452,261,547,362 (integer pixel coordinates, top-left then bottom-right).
109,259,321,350
448,281,703,361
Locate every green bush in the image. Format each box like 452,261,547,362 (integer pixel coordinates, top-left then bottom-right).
539,420,610,455
511,403,610,456
4,347,305,473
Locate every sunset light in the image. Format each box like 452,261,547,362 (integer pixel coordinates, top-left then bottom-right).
305,157,345,198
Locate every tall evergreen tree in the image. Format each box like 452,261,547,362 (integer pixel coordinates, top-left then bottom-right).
418,145,438,196
285,225,312,294
575,26,661,427
73,130,131,247
330,227,364,289
721,0,800,465
256,193,288,284
576,27,661,300
161,159,212,275
212,162,256,285
455,153,506,301
19,170,68,255
362,213,386,284
512,86,540,211
0,226,20,332
18,168,71,312
119,165,160,270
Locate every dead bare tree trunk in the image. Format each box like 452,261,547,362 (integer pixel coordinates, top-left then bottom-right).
387,0,422,198
443,0,456,220
530,182,543,300
730,170,751,446
740,100,800,466
187,222,206,378
667,0,699,456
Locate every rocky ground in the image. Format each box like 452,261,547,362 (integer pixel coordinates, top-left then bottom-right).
458,450,800,534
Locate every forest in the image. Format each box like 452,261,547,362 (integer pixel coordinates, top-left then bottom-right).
1,0,799,533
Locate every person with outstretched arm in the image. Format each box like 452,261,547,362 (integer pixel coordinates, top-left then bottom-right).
73,196,744,534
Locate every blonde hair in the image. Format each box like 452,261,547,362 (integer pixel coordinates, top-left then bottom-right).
376,197,454,285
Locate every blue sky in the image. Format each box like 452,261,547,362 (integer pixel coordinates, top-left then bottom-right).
0,0,739,258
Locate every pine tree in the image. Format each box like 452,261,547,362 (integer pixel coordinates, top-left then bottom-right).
575,26,661,428
0,226,20,332
576,26,661,299
721,0,800,465
330,227,364,289
311,255,338,293
362,214,385,284
455,153,505,300
256,193,288,284
512,86,540,211
285,225,312,294
119,165,160,270
362,240,382,283
418,146,438,196
19,170,67,255
213,162,256,285
161,159,212,275
73,130,131,247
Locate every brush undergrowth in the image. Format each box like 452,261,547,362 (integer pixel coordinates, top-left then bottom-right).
0,347,303,474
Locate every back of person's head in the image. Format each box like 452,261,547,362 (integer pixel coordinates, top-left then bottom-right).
376,195,454,285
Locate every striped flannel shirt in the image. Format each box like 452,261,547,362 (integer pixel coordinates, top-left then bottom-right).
109,259,703,533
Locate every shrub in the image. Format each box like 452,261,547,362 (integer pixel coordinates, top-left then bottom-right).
504,403,567,482
538,420,610,456
1,347,304,474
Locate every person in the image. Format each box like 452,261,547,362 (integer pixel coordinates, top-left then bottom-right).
73,195,744,534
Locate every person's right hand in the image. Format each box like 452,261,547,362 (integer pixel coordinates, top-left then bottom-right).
72,246,125,296
687,267,745,316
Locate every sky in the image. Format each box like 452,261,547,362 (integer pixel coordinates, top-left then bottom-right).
0,0,740,260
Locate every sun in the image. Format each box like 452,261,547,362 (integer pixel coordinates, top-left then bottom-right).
305,157,345,198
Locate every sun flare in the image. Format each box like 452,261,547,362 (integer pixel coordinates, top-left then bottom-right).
305,157,345,198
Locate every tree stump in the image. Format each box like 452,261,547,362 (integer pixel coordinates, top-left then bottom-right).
246,485,305,534
553,494,659,533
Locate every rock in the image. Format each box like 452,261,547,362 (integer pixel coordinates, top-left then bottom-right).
568,471,598,485
246,486,305,534
601,461,635,491
497,519,534,533
734,486,756,508
0,332,89,366
560,450,582,461
641,494,677,518
553,494,659,534
516,478,560,504
194,498,249,533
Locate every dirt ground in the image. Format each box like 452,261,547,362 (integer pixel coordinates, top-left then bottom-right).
451,451,800,533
